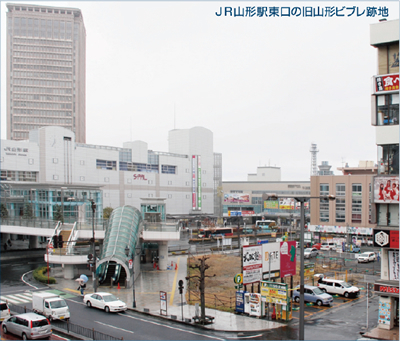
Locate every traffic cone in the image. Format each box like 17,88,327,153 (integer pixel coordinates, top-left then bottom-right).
171,261,173,267
153,262,156,269
117,283,120,290
175,263,177,270
157,265,159,270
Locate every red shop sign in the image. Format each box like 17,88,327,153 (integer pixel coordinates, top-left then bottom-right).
374,284,399,294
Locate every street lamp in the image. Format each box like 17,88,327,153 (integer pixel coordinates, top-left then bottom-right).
89,199,97,293
265,193,335,340
124,245,136,308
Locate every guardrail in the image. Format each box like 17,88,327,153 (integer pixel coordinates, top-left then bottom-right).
0,218,56,229
9,304,121,340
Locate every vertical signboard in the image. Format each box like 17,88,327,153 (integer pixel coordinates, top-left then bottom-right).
192,155,196,210
261,242,280,279
197,155,202,210
280,241,297,278
242,245,262,285
388,250,399,281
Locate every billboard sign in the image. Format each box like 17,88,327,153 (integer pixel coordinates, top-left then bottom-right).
242,245,262,285
279,198,295,209
280,241,297,277
224,193,250,203
262,243,280,279
373,229,399,249
260,281,288,305
374,74,399,93
373,176,399,204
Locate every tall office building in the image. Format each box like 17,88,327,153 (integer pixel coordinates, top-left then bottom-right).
6,3,86,142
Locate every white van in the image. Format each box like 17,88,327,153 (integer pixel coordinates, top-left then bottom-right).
0,301,10,322
320,242,336,251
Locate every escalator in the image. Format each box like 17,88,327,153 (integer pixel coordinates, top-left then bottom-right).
98,261,127,287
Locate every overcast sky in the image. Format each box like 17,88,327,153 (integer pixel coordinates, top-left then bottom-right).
1,1,399,181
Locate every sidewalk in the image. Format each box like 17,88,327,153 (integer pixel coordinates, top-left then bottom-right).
50,254,284,332
362,326,399,340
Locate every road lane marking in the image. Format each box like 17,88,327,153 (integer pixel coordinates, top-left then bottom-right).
228,334,264,339
169,257,180,307
119,313,225,340
21,270,39,289
0,296,24,305
95,321,135,334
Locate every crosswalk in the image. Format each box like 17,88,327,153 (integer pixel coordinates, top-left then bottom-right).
1,292,32,305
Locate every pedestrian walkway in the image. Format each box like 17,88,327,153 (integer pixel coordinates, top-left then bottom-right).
362,326,399,340
50,254,284,332
0,292,32,305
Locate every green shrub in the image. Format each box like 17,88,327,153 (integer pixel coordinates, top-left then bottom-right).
33,266,57,284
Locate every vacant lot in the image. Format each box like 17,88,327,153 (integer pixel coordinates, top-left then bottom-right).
186,253,364,311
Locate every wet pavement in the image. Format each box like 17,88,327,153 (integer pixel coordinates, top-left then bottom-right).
48,254,284,333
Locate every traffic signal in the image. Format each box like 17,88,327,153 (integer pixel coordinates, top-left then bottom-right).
178,279,184,294
58,234,63,248
52,235,58,248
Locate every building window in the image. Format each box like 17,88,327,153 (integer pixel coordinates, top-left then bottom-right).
377,203,400,227
203,183,206,187
104,177,109,182
148,194,153,198
161,165,176,174
351,184,362,224
185,168,189,173
53,158,58,164
203,195,206,199
369,183,372,224
168,181,172,185
168,194,172,198
96,159,116,170
28,158,34,164
127,193,132,198
186,181,190,186
186,195,190,199
127,178,132,184
80,160,85,165
335,184,345,223
319,184,329,222
378,144,399,175
80,176,85,181
148,180,153,185
104,193,109,198
119,161,158,173
53,175,59,180
376,93,399,126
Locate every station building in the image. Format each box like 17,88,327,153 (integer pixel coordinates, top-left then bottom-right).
0,125,222,225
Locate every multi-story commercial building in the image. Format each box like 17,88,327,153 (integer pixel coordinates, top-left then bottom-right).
5,3,86,142
222,166,310,226
0,125,220,222
370,18,399,332
310,162,376,246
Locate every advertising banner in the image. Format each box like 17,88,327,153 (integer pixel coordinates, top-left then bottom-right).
388,250,399,281
280,241,297,278
224,193,250,203
262,243,280,279
197,156,202,210
243,245,262,285
264,200,279,209
260,281,288,305
374,229,399,249
373,176,399,203
192,156,196,210
374,74,399,93
378,301,392,325
279,198,295,209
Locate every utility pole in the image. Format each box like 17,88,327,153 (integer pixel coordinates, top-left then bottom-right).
186,256,215,324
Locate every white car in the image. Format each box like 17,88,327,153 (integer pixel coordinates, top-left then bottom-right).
358,252,376,263
317,278,360,298
83,292,127,313
320,242,336,251
304,248,319,258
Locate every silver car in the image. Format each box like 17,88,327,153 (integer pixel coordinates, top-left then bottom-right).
2,312,52,340
304,248,319,258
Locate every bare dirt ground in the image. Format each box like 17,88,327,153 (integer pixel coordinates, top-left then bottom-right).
186,253,365,312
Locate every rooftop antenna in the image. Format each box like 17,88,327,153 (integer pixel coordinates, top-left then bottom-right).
174,103,176,129
310,143,319,176
341,157,345,168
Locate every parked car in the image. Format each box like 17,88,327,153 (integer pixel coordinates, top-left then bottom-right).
304,248,319,258
358,252,376,263
320,242,336,251
317,278,360,298
293,285,333,306
348,245,361,253
0,301,10,323
83,292,127,313
312,243,322,250
2,312,52,340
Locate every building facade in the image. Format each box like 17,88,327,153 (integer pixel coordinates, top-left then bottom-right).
6,3,86,142
0,125,219,220
370,18,399,331
310,167,376,246
222,166,310,225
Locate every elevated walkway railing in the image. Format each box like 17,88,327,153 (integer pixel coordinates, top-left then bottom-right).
144,222,180,232
0,217,56,229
